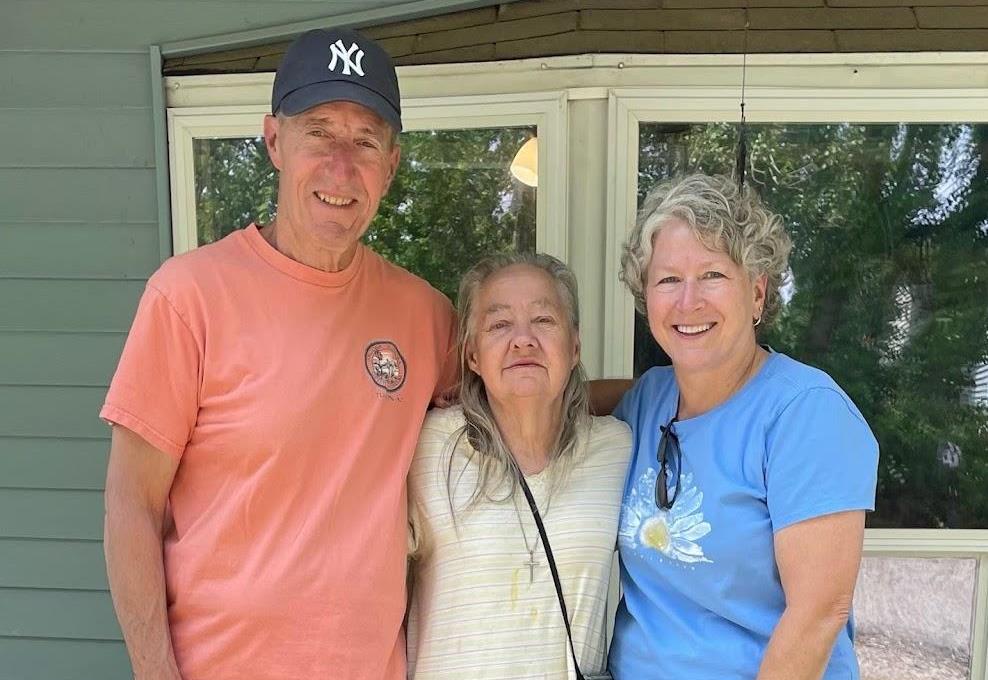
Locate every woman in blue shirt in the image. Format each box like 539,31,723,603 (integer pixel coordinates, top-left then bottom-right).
609,174,879,680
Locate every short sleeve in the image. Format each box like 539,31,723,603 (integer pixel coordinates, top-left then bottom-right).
765,387,879,532
99,283,203,459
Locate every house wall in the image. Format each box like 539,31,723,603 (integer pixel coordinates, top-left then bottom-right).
165,0,988,74
0,3,499,678
4,1,987,678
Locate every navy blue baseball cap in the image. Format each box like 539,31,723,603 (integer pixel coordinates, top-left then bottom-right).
272,28,402,132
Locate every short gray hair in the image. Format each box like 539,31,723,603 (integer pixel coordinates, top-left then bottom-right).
447,252,589,510
620,173,792,326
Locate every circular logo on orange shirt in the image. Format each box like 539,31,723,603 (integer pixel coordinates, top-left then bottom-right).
364,340,407,393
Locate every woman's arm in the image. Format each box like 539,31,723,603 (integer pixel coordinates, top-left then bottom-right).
756,510,865,680
589,379,633,415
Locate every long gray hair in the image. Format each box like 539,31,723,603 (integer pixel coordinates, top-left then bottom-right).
445,252,590,511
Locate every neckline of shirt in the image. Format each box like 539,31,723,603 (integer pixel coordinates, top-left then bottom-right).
672,351,783,431
241,223,366,288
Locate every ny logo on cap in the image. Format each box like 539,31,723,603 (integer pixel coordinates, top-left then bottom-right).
328,39,365,77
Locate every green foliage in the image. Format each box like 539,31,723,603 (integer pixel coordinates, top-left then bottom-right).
639,122,988,528
193,137,277,245
368,127,536,301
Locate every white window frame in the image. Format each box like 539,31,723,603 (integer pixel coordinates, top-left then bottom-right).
167,89,568,261
166,54,988,678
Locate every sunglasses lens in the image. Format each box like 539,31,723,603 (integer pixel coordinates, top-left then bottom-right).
655,421,680,510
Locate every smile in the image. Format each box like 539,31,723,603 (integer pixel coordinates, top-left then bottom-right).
674,323,715,336
315,191,355,207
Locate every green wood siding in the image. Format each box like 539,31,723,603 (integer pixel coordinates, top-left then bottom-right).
0,589,120,639
0,490,104,540
1,224,160,279
0,169,158,222
0,280,146,332
0,540,109,590
0,639,130,680
0,333,126,386
0,53,152,108
0,108,155,169
0,438,109,489
0,387,110,438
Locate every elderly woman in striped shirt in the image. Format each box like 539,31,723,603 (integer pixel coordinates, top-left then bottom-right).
406,252,631,680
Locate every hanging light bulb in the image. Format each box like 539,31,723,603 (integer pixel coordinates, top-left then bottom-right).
510,137,538,188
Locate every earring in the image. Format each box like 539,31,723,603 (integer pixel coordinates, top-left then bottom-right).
753,314,762,327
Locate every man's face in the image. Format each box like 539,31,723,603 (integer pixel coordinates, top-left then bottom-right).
264,100,400,262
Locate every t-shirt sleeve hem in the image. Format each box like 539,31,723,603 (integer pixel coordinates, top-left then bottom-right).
99,404,186,460
772,501,874,534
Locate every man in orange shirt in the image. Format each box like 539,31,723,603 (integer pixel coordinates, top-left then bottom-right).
101,28,456,680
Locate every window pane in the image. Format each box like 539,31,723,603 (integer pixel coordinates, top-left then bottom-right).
637,122,988,529
192,126,537,301
854,556,976,680
192,136,277,246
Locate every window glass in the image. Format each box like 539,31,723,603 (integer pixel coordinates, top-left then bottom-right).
637,122,988,529
192,126,537,300
854,556,976,680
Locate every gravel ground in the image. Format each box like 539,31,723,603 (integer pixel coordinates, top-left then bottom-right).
858,632,971,680
854,557,975,680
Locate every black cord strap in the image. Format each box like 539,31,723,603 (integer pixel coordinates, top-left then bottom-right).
517,473,587,680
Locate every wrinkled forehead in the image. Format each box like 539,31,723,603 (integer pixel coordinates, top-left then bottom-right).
650,218,733,266
471,264,573,326
480,296,558,316
283,101,395,137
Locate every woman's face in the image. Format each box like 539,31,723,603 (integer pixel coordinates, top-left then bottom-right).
646,218,766,377
467,264,580,407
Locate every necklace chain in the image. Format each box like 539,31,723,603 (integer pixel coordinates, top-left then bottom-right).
511,475,551,584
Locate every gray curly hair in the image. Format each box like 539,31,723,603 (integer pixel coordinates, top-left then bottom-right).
620,173,792,327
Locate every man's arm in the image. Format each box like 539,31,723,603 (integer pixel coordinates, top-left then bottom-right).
589,379,633,416
756,510,865,680
104,425,183,680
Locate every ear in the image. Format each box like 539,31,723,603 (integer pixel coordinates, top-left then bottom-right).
571,333,581,370
384,142,401,193
466,342,481,376
752,273,768,318
263,114,284,171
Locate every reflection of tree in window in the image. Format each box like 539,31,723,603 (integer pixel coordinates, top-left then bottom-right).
192,127,537,302
638,122,988,529
193,137,277,245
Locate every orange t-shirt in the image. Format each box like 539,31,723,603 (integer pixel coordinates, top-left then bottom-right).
101,225,456,680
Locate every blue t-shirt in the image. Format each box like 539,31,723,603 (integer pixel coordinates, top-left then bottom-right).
609,352,878,680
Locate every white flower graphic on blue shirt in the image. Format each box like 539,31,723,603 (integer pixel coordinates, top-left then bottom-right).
619,468,712,564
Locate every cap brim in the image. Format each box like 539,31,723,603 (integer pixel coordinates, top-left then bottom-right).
276,80,402,132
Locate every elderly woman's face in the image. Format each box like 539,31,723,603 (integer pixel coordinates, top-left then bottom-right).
646,218,766,376
467,264,579,406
